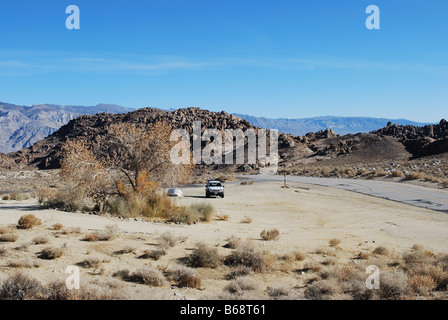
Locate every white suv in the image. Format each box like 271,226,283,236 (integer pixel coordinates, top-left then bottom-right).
205,180,224,198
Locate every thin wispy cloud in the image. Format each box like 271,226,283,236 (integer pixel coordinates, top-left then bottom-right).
0,50,446,76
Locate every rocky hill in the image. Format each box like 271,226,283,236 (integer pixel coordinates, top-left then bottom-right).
372,120,448,157
0,102,132,153
1,106,447,175
5,107,284,170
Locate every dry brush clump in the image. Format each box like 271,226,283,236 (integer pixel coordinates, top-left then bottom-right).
0,272,46,300
187,243,222,268
0,272,124,300
225,242,272,273
32,236,49,245
114,267,166,286
166,265,202,288
38,247,64,260
17,214,42,230
225,276,258,294
260,229,280,241
82,225,120,242
0,233,19,243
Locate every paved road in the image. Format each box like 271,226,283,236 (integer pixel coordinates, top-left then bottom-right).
241,175,448,213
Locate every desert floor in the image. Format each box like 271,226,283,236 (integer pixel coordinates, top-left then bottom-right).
1,179,447,299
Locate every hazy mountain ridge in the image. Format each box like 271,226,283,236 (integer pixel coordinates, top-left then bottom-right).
233,114,431,136
0,102,133,153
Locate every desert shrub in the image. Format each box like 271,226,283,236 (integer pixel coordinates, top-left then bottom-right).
0,247,6,256
373,246,389,255
322,257,338,266
302,261,322,273
0,233,18,243
98,225,120,241
408,274,436,295
215,214,230,221
52,223,63,230
226,266,254,280
377,271,409,300
9,190,24,201
39,247,64,260
391,170,405,178
45,281,124,300
0,226,15,234
6,258,40,269
128,267,166,286
266,285,290,299
329,238,341,247
158,231,184,250
32,236,49,245
82,234,99,242
140,249,167,260
188,203,215,222
40,187,86,212
225,276,258,294
187,243,221,268
114,246,136,255
304,280,338,300
240,216,252,224
0,272,46,300
83,225,120,242
356,252,369,260
17,214,42,230
106,196,130,217
77,257,108,269
292,250,306,261
167,265,201,288
225,242,270,273
260,229,280,241
403,250,431,265
225,236,241,249
1,194,10,200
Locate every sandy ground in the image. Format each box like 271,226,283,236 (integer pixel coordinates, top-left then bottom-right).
1,179,447,299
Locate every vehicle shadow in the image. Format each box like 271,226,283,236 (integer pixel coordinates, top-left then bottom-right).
183,195,208,199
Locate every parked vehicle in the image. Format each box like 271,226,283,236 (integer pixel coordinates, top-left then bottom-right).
205,180,224,198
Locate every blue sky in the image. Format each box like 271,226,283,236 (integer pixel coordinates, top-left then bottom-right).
0,0,447,122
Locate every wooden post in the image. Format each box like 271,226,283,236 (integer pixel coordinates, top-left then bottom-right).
283,171,286,188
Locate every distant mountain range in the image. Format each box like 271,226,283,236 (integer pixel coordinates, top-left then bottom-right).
0,101,434,154
0,102,133,153
233,114,431,136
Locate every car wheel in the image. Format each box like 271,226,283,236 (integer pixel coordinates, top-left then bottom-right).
220,193,224,198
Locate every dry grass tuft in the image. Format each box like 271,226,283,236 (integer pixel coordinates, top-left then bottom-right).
240,216,252,224
17,214,42,230
52,223,63,231
6,258,41,269
140,249,167,261
0,233,19,243
260,229,280,241
116,267,166,286
38,247,64,260
225,242,271,273
0,272,46,300
329,238,341,247
215,214,230,221
167,265,202,288
266,285,290,299
187,243,221,268
32,236,49,245
225,276,258,294
373,246,389,255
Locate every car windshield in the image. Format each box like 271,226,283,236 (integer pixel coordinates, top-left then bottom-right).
208,182,222,187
